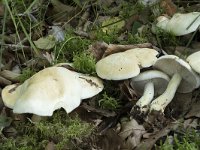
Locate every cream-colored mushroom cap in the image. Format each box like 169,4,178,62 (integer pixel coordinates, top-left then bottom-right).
96,51,140,80
156,16,170,31
167,12,200,36
156,12,200,36
2,67,82,116
186,51,200,74
78,73,104,99
2,84,20,109
125,48,158,68
96,48,158,80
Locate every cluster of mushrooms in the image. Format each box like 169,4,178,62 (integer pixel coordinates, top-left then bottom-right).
1,12,200,119
96,49,200,116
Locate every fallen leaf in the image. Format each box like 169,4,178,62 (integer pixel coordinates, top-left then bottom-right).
119,80,137,101
103,43,153,57
135,121,179,150
34,36,56,50
96,129,123,150
185,100,200,118
160,0,177,16
118,118,146,149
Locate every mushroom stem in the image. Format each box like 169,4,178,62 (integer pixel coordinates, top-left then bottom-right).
150,73,182,112
136,80,154,112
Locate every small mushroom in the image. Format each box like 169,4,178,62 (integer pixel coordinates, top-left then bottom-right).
186,51,200,74
155,12,200,36
2,67,104,116
150,55,200,112
131,70,170,113
96,48,158,80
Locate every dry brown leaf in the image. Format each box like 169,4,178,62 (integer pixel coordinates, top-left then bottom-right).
96,129,123,150
119,80,137,102
185,100,200,118
160,0,177,16
103,43,153,57
88,41,108,61
119,118,146,149
45,141,55,150
0,70,20,82
135,121,179,150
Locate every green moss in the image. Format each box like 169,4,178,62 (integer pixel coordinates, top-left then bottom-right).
73,52,96,74
54,33,91,63
99,92,121,111
0,111,93,150
18,68,36,83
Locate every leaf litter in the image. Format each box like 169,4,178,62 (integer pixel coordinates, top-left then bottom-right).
0,0,200,149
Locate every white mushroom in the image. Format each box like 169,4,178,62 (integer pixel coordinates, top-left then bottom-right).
78,73,104,99
131,70,169,113
96,48,158,80
186,51,200,74
155,12,200,36
2,67,104,116
150,55,200,112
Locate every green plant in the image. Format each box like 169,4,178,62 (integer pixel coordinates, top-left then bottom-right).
18,68,36,83
0,111,93,150
73,52,96,74
99,92,121,111
157,130,200,150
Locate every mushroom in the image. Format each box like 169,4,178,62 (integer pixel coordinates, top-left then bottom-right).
96,48,158,80
2,67,104,116
155,12,200,36
131,70,170,113
186,51,200,74
149,55,200,112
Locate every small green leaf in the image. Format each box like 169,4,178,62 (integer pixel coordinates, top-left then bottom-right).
34,35,56,50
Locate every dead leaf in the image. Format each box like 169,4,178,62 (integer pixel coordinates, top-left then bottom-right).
185,100,200,118
183,118,199,129
81,103,116,117
0,70,20,82
0,76,12,86
160,0,177,16
96,129,123,150
135,121,179,150
118,118,146,149
88,41,108,61
119,80,137,101
103,43,153,57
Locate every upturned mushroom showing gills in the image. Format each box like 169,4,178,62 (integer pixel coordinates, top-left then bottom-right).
96,48,158,80
2,67,104,116
131,70,169,113
149,55,200,113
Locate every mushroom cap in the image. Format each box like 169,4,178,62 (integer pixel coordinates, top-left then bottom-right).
2,67,82,116
153,55,200,93
96,48,158,80
131,70,170,96
96,51,140,80
167,12,200,36
156,12,200,36
78,73,104,99
124,48,158,68
156,16,170,31
186,51,200,74
2,84,20,109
